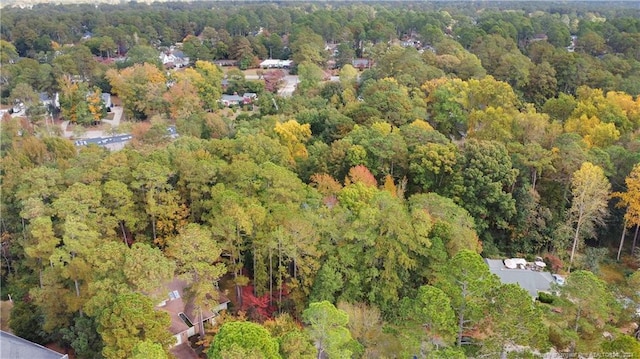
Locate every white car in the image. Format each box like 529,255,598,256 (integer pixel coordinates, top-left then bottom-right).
552,274,565,286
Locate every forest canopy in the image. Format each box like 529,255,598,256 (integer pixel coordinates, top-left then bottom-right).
1,1,639,358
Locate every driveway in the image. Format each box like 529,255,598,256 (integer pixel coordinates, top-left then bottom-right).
277,75,298,97
244,73,299,97
62,105,123,139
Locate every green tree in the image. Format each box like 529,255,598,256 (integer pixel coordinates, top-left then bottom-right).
10,82,48,128
194,60,223,111
567,162,611,271
303,301,360,359
0,39,19,66
98,292,172,359
359,78,415,127
555,271,619,353
398,285,457,352
409,141,458,193
131,341,169,359
131,160,187,247
297,61,324,93
339,64,358,89
165,223,226,336
121,45,162,69
204,182,266,306
9,82,39,108
61,315,104,359
446,139,518,242
525,61,558,108
264,313,316,359
484,284,549,358
102,180,141,244
106,63,167,120
22,216,59,289
290,26,326,66
436,250,499,347
601,335,640,358
208,321,281,359
408,193,481,257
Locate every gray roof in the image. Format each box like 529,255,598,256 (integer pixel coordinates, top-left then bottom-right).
0,331,68,359
39,92,52,102
221,94,243,102
485,259,554,298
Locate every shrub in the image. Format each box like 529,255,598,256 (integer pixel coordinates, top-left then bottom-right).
537,292,555,304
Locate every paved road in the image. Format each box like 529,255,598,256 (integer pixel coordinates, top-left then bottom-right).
73,125,177,150
278,75,299,97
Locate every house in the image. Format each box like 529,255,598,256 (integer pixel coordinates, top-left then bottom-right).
352,58,371,70
524,34,549,47
101,93,112,109
214,59,238,67
159,48,190,68
529,34,548,43
220,94,244,107
485,258,555,299
242,92,257,104
155,278,230,347
39,92,60,110
259,59,293,69
400,39,421,48
0,330,69,359
172,50,189,67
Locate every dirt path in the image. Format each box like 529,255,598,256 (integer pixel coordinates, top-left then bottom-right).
1,300,13,332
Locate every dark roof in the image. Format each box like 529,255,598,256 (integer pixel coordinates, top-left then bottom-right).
0,331,68,359
170,343,199,359
39,93,52,102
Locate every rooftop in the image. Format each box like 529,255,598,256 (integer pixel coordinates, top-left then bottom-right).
155,278,230,335
0,331,69,359
485,258,554,298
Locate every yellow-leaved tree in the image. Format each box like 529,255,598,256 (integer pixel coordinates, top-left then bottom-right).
568,162,611,271
274,119,312,163
613,164,640,260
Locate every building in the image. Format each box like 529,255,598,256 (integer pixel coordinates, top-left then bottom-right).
213,59,238,67
0,331,68,359
39,92,60,110
101,93,113,109
242,92,258,104
220,94,244,107
259,59,293,69
352,58,372,70
485,258,555,299
155,278,230,347
160,48,190,68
